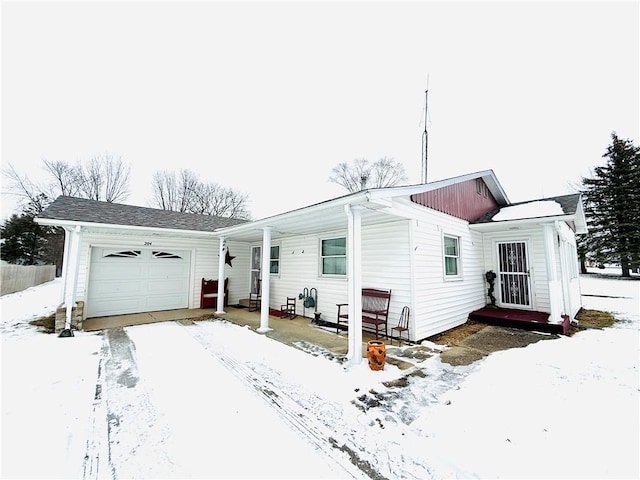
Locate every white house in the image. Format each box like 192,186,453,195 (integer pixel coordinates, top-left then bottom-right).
36,170,587,361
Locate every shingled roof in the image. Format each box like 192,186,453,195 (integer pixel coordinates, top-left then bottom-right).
37,196,248,232
472,193,583,224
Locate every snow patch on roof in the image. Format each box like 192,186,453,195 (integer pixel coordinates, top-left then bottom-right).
492,200,564,221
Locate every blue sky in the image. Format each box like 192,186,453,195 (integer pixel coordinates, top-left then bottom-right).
2,1,638,220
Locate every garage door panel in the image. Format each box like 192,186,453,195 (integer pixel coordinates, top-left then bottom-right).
147,278,189,294
93,264,147,279
87,247,191,318
89,298,146,318
148,263,191,277
90,279,147,297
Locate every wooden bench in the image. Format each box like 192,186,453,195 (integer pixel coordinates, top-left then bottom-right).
336,288,391,339
200,277,229,308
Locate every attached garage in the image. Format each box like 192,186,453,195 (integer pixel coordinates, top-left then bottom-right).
86,247,191,318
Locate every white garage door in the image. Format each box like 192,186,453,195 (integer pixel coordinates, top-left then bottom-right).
86,247,191,318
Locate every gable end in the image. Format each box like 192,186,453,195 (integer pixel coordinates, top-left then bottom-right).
410,178,499,221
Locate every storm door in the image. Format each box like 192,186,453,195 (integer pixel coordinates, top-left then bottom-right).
497,241,532,308
250,246,261,294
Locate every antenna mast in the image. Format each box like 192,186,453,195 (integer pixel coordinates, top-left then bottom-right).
421,88,429,183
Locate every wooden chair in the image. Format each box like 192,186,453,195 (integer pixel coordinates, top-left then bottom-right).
248,279,261,312
200,278,228,308
280,297,296,319
391,306,410,345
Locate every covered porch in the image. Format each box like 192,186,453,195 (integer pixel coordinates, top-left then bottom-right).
469,306,571,335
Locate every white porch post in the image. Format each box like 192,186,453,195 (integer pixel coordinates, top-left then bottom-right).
544,223,563,324
63,226,82,333
258,227,272,333
216,237,226,314
345,204,363,365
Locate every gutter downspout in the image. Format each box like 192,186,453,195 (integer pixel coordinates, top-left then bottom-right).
61,225,82,337
258,227,272,333
216,237,226,314
59,228,72,305
345,204,363,366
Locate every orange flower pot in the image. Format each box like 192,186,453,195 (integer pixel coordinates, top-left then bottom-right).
366,340,386,371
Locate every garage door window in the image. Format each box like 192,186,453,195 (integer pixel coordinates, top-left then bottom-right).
104,250,141,258
153,251,184,259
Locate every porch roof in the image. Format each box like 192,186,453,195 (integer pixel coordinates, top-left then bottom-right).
215,170,507,242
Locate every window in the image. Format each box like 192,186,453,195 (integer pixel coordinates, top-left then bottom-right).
152,251,183,259
321,237,346,275
270,245,280,274
104,250,141,258
443,235,460,276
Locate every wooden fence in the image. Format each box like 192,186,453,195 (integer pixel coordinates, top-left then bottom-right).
1,264,57,296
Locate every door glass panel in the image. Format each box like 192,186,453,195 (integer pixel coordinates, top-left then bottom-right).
497,241,531,307
250,246,261,294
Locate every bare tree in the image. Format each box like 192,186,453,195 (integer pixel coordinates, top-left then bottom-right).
79,153,130,202
150,170,178,211
151,169,201,212
42,159,84,199
193,183,250,219
80,157,103,200
3,164,51,214
102,154,130,202
3,154,131,213
149,169,251,219
329,157,408,193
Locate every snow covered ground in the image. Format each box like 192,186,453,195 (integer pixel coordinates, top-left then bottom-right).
1,270,638,479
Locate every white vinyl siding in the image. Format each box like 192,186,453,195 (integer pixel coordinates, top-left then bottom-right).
410,209,486,341
263,222,412,328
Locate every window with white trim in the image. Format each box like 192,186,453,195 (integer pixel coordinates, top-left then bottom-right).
270,245,280,274
443,235,461,277
321,237,346,276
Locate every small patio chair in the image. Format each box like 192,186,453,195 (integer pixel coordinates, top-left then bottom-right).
391,306,410,345
280,297,296,319
248,279,261,312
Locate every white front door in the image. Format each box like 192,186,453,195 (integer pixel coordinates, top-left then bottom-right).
87,247,191,317
250,246,261,294
497,241,532,308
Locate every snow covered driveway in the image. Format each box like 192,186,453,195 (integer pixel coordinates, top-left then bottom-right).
98,321,367,479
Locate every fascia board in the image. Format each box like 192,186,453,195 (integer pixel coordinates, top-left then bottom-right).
35,217,217,237
214,191,370,236
469,215,578,232
573,197,588,234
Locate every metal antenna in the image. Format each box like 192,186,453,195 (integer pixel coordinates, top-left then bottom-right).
421,88,429,183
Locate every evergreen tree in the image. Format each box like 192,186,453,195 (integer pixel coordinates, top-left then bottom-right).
0,195,63,268
581,133,640,277
1,212,46,265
